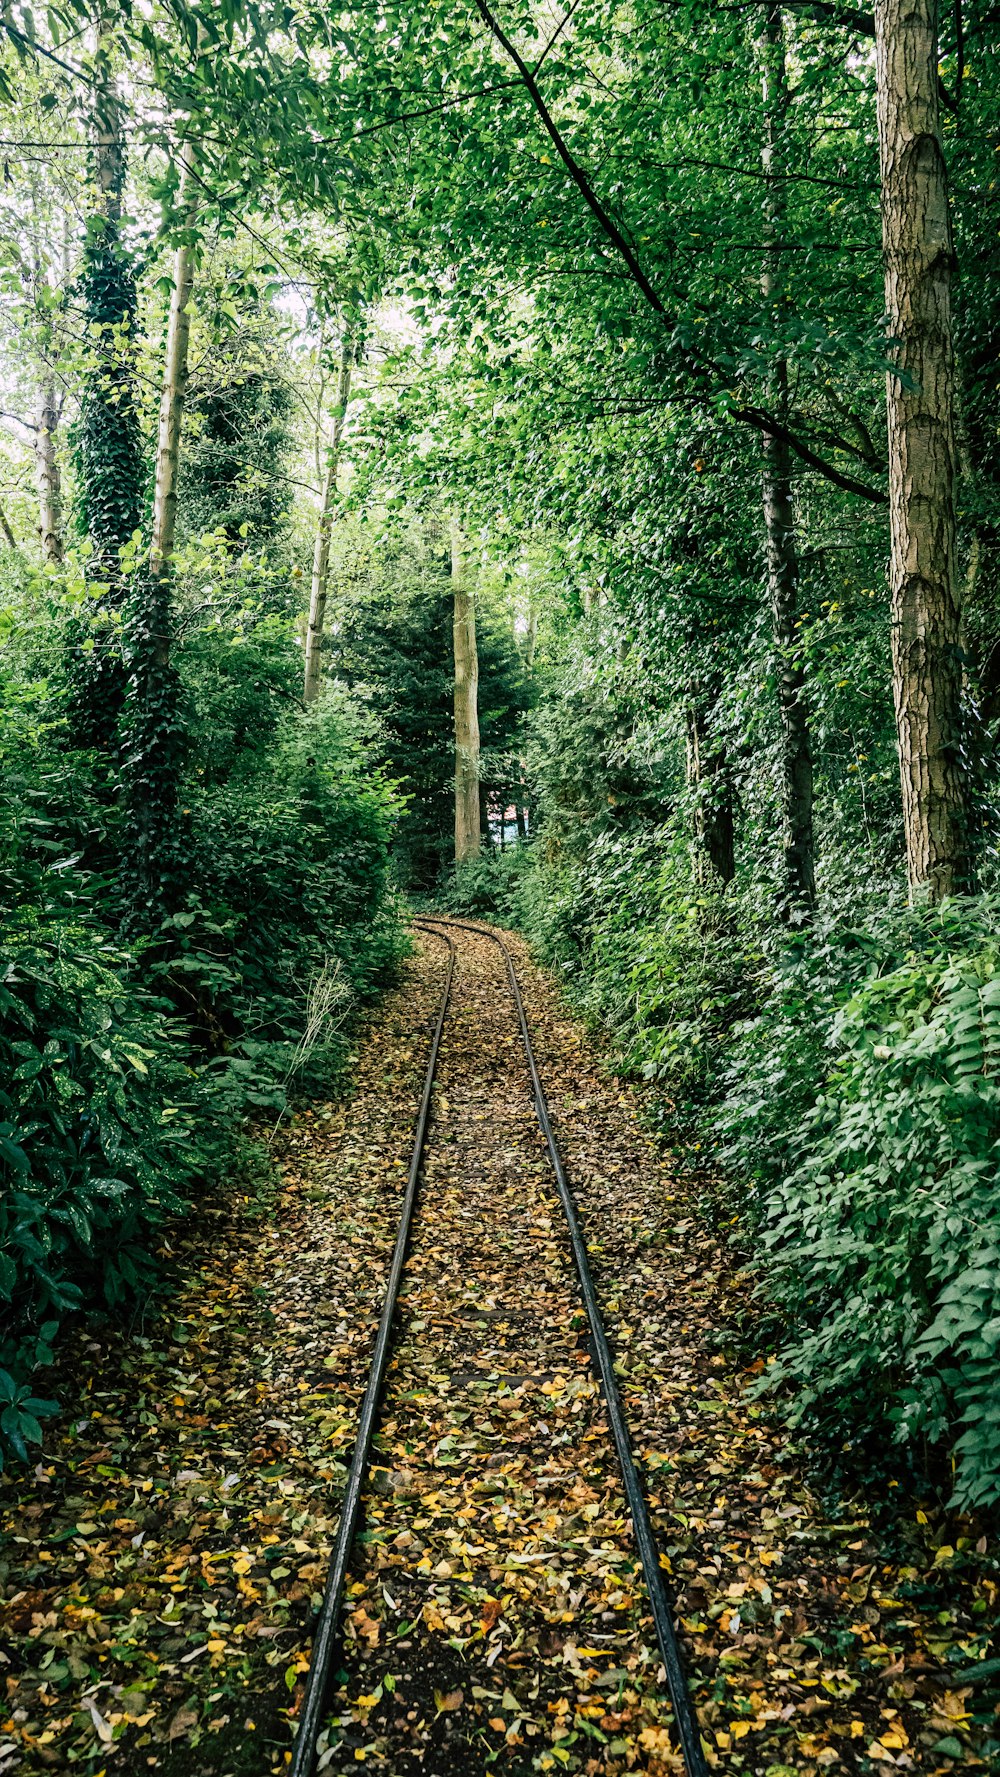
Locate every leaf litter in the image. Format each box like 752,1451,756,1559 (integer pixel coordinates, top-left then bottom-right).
0,928,996,1775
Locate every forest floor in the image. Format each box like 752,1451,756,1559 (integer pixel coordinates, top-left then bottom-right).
0,927,994,1777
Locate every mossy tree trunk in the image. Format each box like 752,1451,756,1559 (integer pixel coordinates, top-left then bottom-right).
67,34,145,751
122,154,198,923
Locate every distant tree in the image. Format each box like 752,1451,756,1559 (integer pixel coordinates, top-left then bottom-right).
180,357,295,547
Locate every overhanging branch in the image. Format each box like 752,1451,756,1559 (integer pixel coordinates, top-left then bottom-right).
471,0,888,503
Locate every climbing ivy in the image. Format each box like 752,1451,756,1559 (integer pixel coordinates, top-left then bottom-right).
65,212,147,752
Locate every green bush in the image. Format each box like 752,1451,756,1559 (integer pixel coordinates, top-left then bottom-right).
0,917,196,1468
718,897,1000,1510
150,684,408,1045
436,846,535,920
506,826,752,1105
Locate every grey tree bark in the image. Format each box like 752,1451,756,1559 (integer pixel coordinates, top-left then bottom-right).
34,385,63,564
149,154,198,606
303,334,354,704
452,521,481,862
875,0,970,898
760,2,816,907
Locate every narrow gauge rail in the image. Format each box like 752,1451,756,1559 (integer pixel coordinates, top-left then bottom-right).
289,918,708,1777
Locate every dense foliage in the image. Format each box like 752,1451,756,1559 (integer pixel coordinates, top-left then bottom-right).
2,0,1000,1525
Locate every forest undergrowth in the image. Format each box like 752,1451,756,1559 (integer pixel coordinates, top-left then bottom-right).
2,934,996,1777
1,0,999,1767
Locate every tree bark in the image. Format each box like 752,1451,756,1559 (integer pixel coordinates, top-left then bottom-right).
303,334,354,703
149,155,198,604
122,150,198,920
875,0,970,898
685,700,736,885
760,2,816,907
524,602,539,668
94,13,125,226
33,384,63,563
452,521,481,863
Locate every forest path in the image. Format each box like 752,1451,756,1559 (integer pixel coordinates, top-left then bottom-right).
1,930,980,1777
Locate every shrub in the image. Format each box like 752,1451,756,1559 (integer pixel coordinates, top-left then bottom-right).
0,917,196,1467
436,846,536,921
147,683,409,1047
506,825,753,1106
719,896,1000,1510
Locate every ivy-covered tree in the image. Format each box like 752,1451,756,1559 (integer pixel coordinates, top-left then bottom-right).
66,30,146,752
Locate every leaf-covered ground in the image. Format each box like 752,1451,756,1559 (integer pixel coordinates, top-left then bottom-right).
1,927,996,1775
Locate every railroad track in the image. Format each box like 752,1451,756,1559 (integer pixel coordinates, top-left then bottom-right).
289,917,708,1777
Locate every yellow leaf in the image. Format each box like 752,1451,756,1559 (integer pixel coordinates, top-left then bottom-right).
730,1721,752,1739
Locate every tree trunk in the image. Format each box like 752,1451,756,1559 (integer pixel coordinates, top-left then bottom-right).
122,152,198,921
524,602,539,669
66,28,144,752
33,384,63,563
148,156,198,599
875,0,969,898
452,521,481,862
303,334,354,703
94,14,125,226
685,700,736,885
760,2,816,907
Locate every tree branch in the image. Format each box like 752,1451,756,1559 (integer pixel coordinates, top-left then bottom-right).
782,1,874,35
472,0,888,505
471,0,668,315
349,77,523,140
733,405,887,500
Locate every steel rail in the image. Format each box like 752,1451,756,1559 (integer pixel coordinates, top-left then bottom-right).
416,915,709,1777
289,927,455,1777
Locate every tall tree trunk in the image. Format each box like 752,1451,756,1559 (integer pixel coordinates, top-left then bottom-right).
122,153,198,921
875,0,969,898
303,333,354,703
78,23,142,571
524,602,539,669
67,27,144,752
149,157,197,593
759,2,816,908
452,521,481,863
685,699,736,885
33,384,63,563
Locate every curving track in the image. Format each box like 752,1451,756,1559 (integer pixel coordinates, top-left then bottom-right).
289,919,707,1777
